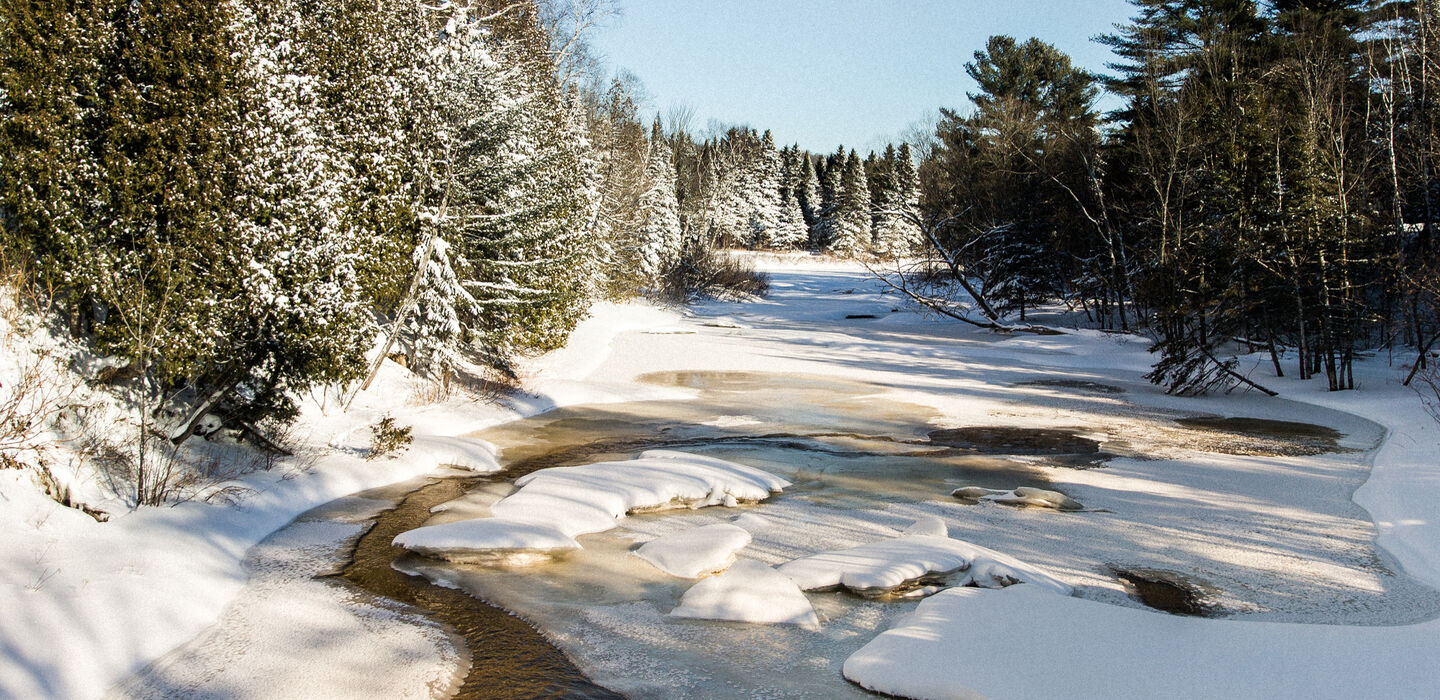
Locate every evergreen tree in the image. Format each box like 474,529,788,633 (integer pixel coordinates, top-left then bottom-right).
636,117,683,279
771,188,809,249
873,144,922,256
925,35,1097,318
587,75,648,295
402,236,478,378
830,150,871,256
454,2,601,357
798,151,821,231
747,130,783,247
812,147,845,249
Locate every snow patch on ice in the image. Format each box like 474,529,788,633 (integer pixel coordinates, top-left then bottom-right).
843,583,1440,700
634,523,752,578
404,435,502,473
700,414,763,428
396,450,788,560
902,516,948,538
392,519,579,564
669,560,819,628
779,526,1072,597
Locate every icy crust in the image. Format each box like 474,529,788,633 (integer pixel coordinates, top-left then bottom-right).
395,450,787,562
778,529,1072,597
669,560,819,628
634,523,752,578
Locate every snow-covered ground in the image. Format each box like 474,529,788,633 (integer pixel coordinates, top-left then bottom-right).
6,253,1440,699
0,300,679,699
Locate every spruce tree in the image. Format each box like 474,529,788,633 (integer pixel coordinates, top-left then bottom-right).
798,150,822,231
829,150,871,257
812,147,845,249
636,117,683,280
747,129,783,247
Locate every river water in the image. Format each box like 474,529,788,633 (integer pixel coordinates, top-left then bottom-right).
336,370,1437,698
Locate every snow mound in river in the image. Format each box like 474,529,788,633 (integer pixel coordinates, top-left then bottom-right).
392,519,579,563
778,523,1072,596
635,523,752,578
670,560,819,628
395,451,787,562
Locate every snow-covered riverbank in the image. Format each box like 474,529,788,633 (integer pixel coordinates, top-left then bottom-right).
0,298,679,699
6,255,1439,699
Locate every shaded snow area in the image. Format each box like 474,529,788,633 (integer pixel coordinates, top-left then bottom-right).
844,584,1440,700
778,530,1073,596
10,255,1440,700
634,523,752,578
109,494,463,700
669,560,819,628
394,450,788,563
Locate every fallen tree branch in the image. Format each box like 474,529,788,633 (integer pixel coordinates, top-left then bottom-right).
1402,331,1440,387
1201,347,1279,397
862,261,1002,329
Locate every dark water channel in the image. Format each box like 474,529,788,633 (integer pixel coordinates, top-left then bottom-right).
340,474,623,699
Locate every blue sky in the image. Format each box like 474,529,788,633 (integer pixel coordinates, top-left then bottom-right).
591,0,1138,153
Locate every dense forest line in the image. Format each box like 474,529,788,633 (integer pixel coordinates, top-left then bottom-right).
4,0,1440,460
912,0,1440,397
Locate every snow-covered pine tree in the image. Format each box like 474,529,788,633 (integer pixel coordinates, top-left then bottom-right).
710,128,757,247
829,150,871,257
768,144,809,249
872,143,922,257
895,143,921,250
402,236,478,378
771,188,809,249
798,152,821,235
223,0,379,409
865,149,895,252
636,117,683,280
454,2,599,357
747,130,782,248
979,213,1062,321
812,147,845,249
586,75,648,295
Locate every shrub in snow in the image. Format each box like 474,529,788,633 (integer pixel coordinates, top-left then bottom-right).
366,415,412,461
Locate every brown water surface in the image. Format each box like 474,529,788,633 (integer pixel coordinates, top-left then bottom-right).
339,475,623,699
1172,417,1348,456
